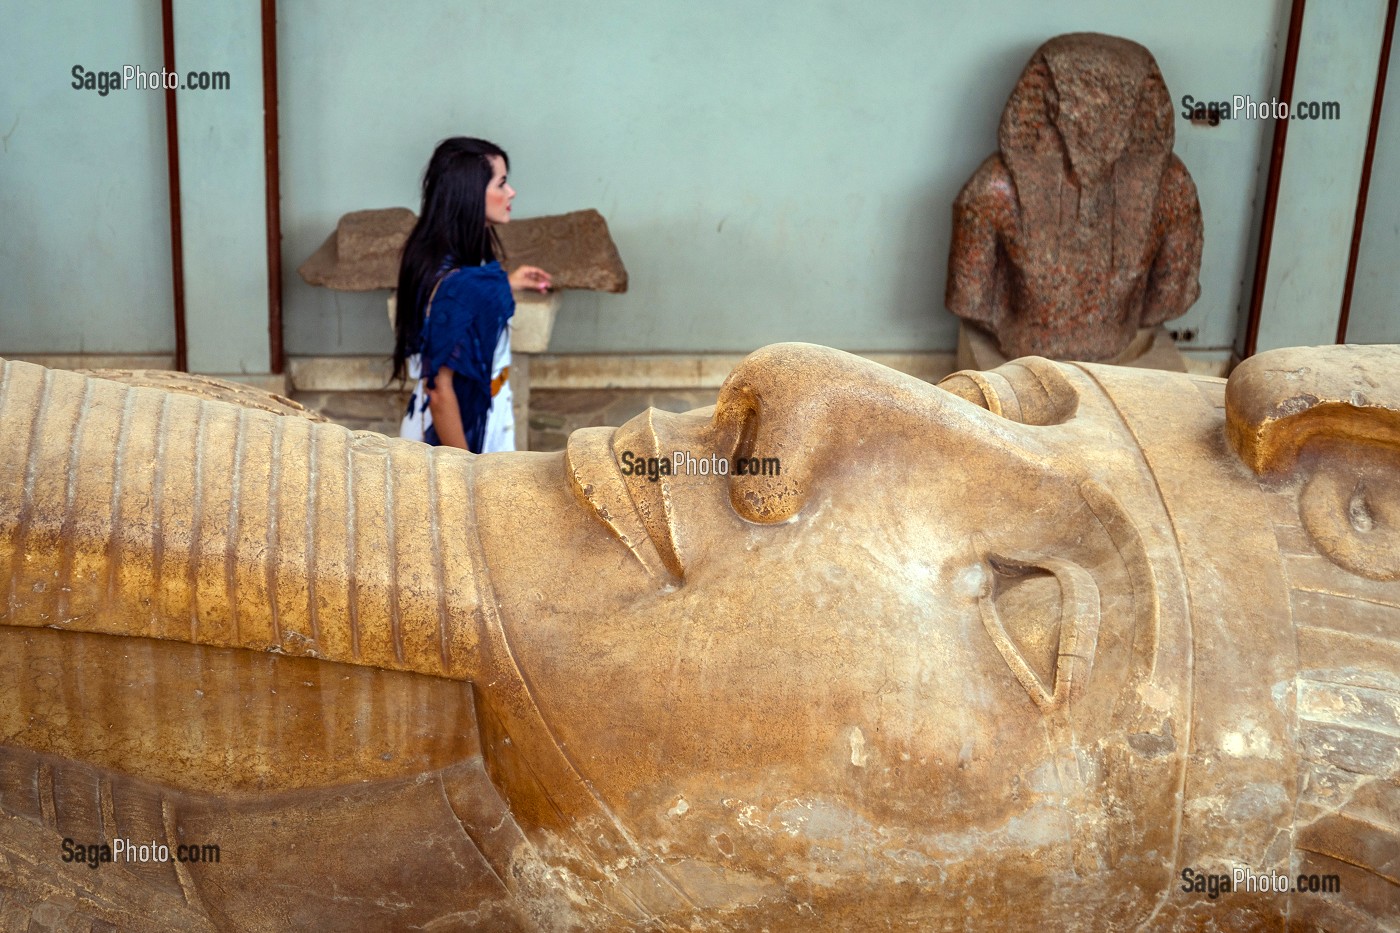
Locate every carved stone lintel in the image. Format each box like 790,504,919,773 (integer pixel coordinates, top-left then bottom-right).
298,207,628,294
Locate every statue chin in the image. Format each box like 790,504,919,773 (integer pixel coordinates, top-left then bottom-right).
0,342,1397,931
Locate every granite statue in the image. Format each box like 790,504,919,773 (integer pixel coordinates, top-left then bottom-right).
0,343,1396,930
947,33,1204,362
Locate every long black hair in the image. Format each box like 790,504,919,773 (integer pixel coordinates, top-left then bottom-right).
392,137,508,382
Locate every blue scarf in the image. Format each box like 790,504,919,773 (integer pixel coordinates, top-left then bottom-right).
418,261,514,452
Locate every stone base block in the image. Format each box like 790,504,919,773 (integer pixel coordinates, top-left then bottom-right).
956,323,1187,373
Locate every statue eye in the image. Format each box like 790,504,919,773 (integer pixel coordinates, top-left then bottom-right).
937,357,1079,426
971,544,1102,712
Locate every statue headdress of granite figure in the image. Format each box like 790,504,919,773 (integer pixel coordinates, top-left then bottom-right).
947,33,1204,362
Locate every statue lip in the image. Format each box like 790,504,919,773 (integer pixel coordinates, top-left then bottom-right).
564,420,685,583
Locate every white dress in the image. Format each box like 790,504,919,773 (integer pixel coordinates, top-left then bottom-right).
399,327,514,453
480,329,515,452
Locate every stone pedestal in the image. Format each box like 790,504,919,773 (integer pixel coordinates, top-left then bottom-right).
509,290,561,451
956,323,1187,373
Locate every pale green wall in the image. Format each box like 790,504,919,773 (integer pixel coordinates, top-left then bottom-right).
1253,0,1392,352
173,0,271,374
0,0,173,354
0,0,270,373
14,2,1388,361
1349,29,1400,344
280,0,1286,355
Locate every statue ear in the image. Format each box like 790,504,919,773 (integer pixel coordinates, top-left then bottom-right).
972,539,1102,712
937,357,1079,426
1227,345,1400,581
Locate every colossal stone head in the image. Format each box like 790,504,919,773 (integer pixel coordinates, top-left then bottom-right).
947,33,1204,362
0,344,1396,930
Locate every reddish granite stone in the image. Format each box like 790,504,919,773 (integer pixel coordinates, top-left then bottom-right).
947,33,1203,362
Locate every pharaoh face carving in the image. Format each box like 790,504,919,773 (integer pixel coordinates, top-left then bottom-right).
484,345,1188,923
2,344,1397,930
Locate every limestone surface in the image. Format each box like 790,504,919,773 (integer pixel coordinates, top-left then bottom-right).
297,207,417,291
78,369,326,422
497,209,628,293
298,207,627,293
0,345,1396,930
947,33,1203,362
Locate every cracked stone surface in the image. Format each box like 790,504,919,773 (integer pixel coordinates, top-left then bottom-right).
2,344,1397,930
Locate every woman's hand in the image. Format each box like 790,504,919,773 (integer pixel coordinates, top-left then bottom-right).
509,265,553,294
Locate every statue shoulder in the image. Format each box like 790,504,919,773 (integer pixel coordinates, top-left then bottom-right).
955,155,1013,201
1159,154,1201,201
953,154,1016,229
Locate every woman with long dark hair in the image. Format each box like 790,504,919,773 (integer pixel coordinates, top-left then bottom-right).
394,137,551,452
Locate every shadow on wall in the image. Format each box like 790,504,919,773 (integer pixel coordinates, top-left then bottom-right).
281,209,399,357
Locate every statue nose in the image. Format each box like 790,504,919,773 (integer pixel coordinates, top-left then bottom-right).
712,343,1055,524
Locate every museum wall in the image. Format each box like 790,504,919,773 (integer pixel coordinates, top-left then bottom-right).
1350,28,1400,345
1250,0,1394,351
5,2,1392,362
277,0,1287,356
170,0,272,375
0,1,174,355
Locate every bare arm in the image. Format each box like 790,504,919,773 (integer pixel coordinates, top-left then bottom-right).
426,365,469,449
